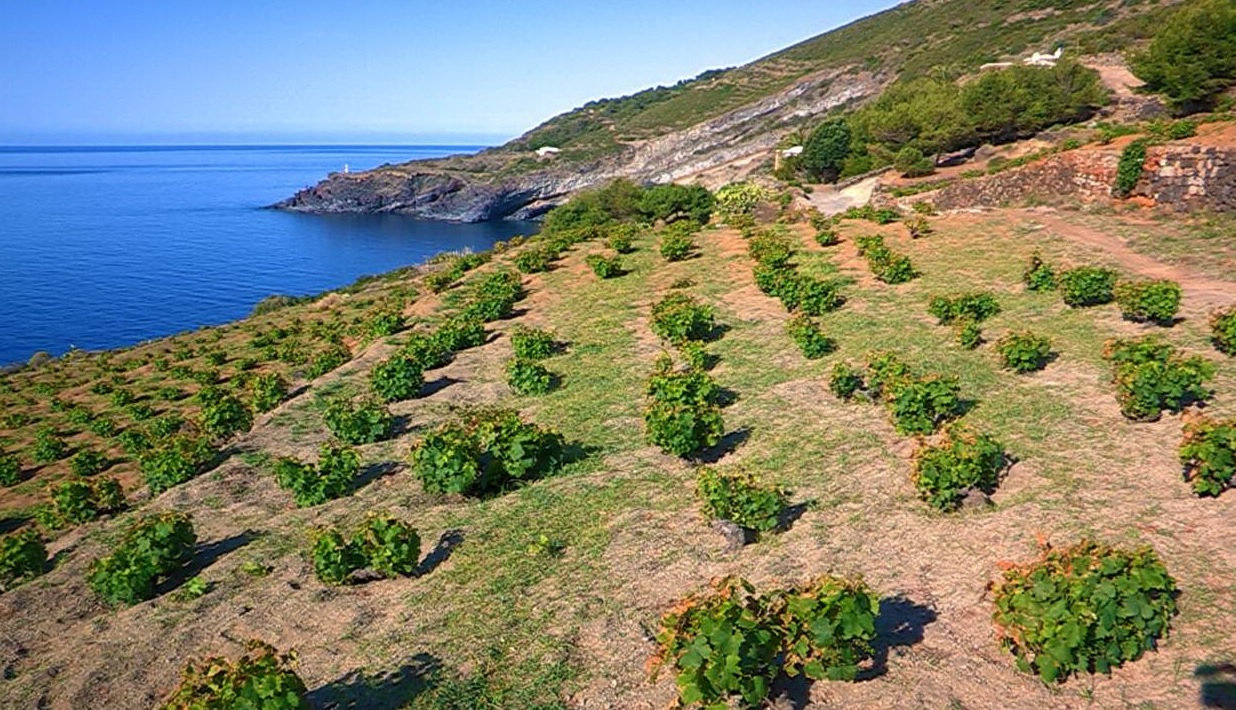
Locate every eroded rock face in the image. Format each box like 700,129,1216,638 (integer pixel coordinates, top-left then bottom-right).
274,69,884,222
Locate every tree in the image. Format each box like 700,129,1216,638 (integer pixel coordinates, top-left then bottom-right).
637,183,715,224
801,118,852,182
1131,0,1236,113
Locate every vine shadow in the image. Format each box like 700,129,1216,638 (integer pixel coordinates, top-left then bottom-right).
1197,663,1236,709
858,596,938,681
416,530,464,577
353,461,402,491
307,652,442,710
694,427,753,465
158,530,257,595
418,376,461,399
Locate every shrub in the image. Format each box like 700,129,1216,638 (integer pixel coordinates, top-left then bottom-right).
461,271,524,322
247,372,289,413
715,182,769,221
650,293,716,344
1114,279,1182,324
651,576,878,708
815,228,840,247
605,225,637,253
857,236,918,284
69,447,108,477
894,145,935,177
88,512,196,606
31,428,67,464
1129,0,1236,112
409,408,565,497
1212,306,1236,355
660,227,696,262
1059,266,1119,308
748,230,796,268
638,183,715,225
864,353,962,435
1022,252,1057,292
306,343,351,378
88,416,118,438
584,253,623,279
778,273,845,316
505,358,556,396
996,332,1053,373
0,453,21,487
991,540,1177,683
274,443,360,508
696,468,787,533
927,293,1001,325
369,354,425,402
1180,415,1236,497
0,530,47,590
509,325,557,361
514,246,557,274
197,386,254,440
1114,139,1148,197
905,216,932,239
47,476,124,526
644,361,725,459
140,434,218,495
322,395,393,445
402,330,453,370
433,316,487,354
829,363,865,400
1103,337,1214,421
161,640,310,710
785,315,835,359
957,320,983,350
364,308,405,339
912,427,1006,511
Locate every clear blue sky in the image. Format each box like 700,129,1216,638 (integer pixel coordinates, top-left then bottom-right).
0,1,900,145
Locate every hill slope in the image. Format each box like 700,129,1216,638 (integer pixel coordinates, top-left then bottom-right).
276,0,1181,221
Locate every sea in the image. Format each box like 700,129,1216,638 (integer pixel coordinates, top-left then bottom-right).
0,145,540,366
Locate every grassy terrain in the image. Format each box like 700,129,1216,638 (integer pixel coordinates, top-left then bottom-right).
2,197,1235,707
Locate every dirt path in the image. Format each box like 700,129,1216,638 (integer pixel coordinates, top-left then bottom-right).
1020,209,1236,310
807,176,882,215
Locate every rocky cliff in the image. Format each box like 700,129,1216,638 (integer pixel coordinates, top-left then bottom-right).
274,69,883,222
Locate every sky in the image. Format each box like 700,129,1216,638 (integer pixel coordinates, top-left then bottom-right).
0,1,902,145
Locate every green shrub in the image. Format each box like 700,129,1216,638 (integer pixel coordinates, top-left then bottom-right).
912,427,1006,511
505,358,556,396
777,273,846,315
859,237,919,284
322,395,393,445
47,476,124,526
140,434,218,495
364,308,405,339
274,443,360,508
461,271,524,323
1114,139,1149,197
829,363,865,400
247,372,289,413
748,230,796,268
696,468,787,533
402,330,454,369
584,253,623,279
1022,252,1057,292
1103,337,1214,421
1180,415,1236,497
306,343,351,378
509,325,557,361
1059,266,1119,308
864,353,962,435
161,640,310,710
659,227,696,262
605,225,637,253
639,183,715,225
0,530,47,590
785,314,836,359
928,293,1001,325
0,452,21,487
31,428,67,464
650,293,716,344
88,512,196,606
1129,0,1236,112
1114,279,1182,324
715,182,769,221
409,408,565,497
905,216,932,238
996,332,1053,373
514,246,557,274
1212,306,1236,355
147,414,185,439
369,354,425,402
644,361,725,459
433,316,487,354
652,576,878,708
957,320,983,350
197,386,254,440
992,540,1177,683
88,416,118,438
69,447,108,477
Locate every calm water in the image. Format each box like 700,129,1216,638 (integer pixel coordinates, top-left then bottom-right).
0,145,538,365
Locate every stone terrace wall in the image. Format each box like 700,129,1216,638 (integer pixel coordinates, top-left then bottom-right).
883,143,1236,213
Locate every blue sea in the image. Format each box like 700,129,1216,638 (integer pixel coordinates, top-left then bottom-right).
0,145,539,365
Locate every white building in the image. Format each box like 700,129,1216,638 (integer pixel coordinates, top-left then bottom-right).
536,146,561,158
1024,47,1064,67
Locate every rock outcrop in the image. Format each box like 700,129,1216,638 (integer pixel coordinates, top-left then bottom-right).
274,69,884,222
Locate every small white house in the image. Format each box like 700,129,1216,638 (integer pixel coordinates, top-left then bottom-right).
536,146,561,158
781,146,804,158
1024,47,1064,67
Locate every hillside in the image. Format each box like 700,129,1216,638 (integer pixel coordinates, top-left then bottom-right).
275,0,1183,222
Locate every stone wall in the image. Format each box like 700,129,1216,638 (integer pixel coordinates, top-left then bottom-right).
880,143,1236,213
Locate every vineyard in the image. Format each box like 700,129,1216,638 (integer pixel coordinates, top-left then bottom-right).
1,184,1235,708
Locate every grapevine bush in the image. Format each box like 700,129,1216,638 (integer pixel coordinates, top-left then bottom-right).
509,325,557,361
715,182,769,221
322,395,393,445
660,225,696,262
696,467,787,534
991,540,1177,683
1114,279,1182,324
461,271,524,323
312,514,421,585
0,452,20,487
996,332,1054,373
650,293,716,344
1208,306,1236,355
927,293,1001,325
829,363,865,400
644,356,725,458
274,443,360,508
140,434,218,495
88,512,196,606
70,447,108,477
161,640,310,710
31,427,67,464
651,576,878,708
584,253,623,279
409,408,565,497
432,316,487,354
47,476,125,526
1059,267,1119,308
514,246,557,274
0,529,47,590
912,426,1007,511
369,353,425,402
505,358,556,396
197,386,254,440
748,230,796,268
957,319,983,350
785,314,836,359
1103,337,1214,421
856,235,918,284
1180,415,1236,497
247,371,289,413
